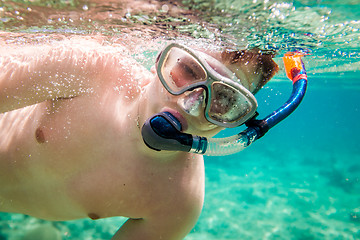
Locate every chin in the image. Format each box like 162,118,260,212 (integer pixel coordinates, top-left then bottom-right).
184,116,222,137
160,106,221,137
190,126,222,138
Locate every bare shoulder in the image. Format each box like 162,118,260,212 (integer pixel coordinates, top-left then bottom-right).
0,33,152,112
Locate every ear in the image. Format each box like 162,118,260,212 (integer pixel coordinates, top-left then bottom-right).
221,49,279,94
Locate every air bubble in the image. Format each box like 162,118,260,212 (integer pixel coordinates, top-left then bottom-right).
161,4,169,13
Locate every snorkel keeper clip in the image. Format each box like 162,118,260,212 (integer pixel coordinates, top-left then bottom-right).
142,52,308,156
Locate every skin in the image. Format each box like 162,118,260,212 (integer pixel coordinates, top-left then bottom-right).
0,36,222,240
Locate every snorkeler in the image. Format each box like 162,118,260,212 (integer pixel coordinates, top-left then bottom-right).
0,35,306,240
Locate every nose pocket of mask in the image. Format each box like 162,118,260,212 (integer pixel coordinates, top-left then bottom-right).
208,82,254,124
177,88,206,117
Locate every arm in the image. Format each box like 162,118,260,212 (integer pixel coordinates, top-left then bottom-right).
0,37,130,113
111,203,202,240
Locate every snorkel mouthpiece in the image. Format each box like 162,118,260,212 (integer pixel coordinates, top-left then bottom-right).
141,112,208,153
142,52,308,156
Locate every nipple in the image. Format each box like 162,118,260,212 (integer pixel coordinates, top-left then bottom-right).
88,213,100,220
35,127,46,143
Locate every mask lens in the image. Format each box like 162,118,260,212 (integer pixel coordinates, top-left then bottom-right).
209,82,254,124
205,58,234,79
160,47,207,93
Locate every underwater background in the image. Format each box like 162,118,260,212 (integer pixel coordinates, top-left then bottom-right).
0,0,359,239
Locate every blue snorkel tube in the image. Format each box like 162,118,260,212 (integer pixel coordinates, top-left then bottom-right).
142,53,308,156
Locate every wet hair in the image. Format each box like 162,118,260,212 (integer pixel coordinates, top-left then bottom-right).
221,49,279,94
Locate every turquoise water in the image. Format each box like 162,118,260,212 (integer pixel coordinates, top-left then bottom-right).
0,0,359,239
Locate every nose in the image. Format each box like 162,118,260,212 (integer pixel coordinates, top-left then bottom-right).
188,88,205,100
177,88,205,117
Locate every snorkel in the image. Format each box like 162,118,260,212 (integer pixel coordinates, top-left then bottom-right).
142,52,308,156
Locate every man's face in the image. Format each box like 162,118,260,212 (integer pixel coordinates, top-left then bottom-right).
150,45,264,138
150,68,221,138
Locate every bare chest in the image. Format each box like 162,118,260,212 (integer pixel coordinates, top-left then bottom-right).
0,94,145,218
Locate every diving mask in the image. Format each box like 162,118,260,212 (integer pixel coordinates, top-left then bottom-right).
156,43,257,128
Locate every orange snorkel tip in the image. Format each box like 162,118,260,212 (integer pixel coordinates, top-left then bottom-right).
283,52,307,83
